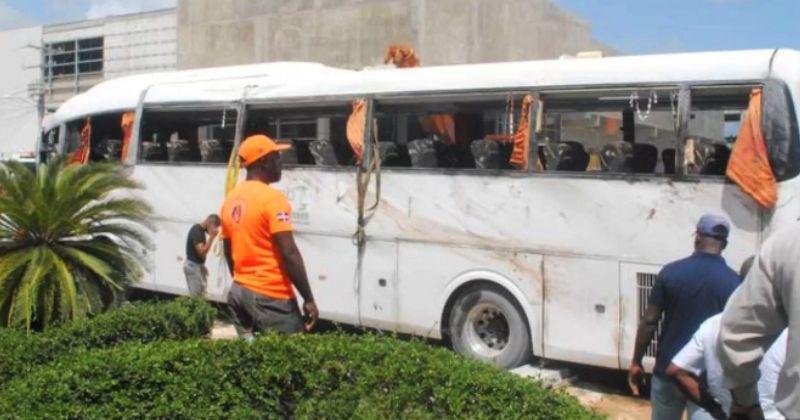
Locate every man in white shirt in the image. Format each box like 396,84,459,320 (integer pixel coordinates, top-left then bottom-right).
666,314,787,420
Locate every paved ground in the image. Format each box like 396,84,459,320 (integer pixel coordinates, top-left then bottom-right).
210,321,651,418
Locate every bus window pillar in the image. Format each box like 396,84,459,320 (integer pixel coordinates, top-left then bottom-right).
675,85,692,178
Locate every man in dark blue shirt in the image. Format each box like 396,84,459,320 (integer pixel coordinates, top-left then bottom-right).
628,214,740,420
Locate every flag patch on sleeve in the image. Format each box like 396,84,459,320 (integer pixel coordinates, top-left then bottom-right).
277,211,291,222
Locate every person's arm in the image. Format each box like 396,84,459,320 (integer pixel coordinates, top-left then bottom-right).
667,320,726,419
628,303,662,395
223,239,234,276
273,231,317,332
193,230,218,259
628,271,666,396
666,364,727,419
718,247,786,413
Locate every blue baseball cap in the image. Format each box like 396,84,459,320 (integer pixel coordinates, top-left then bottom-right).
696,214,730,240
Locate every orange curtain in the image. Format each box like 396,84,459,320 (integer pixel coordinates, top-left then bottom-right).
726,88,777,208
69,118,92,165
120,111,135,162
347,99,366,163
509,95,533,170
418,114,456,145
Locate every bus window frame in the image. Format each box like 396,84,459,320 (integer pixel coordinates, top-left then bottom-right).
123,79,781,180
371,90,537,173
244,98,362,170
135,102,240,167
538,84,682,179
677,82,763,182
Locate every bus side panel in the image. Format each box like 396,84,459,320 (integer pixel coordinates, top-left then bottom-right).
150,219,193,297
542,256,620,369
296,233,360,326
396,242,543,350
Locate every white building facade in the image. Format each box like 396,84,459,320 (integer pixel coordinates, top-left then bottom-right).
0,8,177,160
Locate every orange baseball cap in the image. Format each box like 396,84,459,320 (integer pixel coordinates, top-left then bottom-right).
238,134,291,167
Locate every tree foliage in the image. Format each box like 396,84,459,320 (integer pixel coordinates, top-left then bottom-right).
0,159,152,330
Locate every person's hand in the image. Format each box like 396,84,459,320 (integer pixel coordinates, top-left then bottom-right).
628,362,644,396
208,226,219,240
729,402,765,420
303,300,318,332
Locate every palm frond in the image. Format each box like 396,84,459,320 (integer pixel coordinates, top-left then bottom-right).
0,158,152,330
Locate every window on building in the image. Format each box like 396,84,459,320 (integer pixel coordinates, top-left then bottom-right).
44,37,104,79
683,85,752,176
139,108,237,164
541,88,679,174
245,105,352,166
374,95,530,170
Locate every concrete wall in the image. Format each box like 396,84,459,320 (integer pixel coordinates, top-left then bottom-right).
43,9,177,108
0,26,43,158
177,0,611,70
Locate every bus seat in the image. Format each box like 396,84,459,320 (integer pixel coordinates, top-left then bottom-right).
556,141,590,171
632,143,658,173
309,139,338,166
200,139,227,163
471,139,502,169
662,148,676,174
142,141,167,162
540,143,559,170
105,139,122,161
378,142,402,166
166,139,192,162
600,141,634,173
279,141,299,165
700,143,731,176
408,138,438,168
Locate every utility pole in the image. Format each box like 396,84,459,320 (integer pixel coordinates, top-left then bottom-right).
24,43,54,164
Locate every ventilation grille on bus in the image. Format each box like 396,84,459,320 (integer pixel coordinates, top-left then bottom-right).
637,272,662,358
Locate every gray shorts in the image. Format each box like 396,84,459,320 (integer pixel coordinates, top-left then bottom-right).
183,260,208,297
226,282,303,335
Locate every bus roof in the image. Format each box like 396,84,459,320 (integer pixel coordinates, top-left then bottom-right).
46,49,800,130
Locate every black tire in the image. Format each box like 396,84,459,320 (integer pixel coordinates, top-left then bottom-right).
448,286,532,369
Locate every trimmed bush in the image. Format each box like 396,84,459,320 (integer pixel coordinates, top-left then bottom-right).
0,334,601,419
0,297,215,386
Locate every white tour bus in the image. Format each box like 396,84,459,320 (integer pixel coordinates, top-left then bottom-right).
41,49,800,370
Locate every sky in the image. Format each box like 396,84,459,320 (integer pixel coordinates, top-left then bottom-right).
0,0,799,54
551,0,800,54
0,0,176,30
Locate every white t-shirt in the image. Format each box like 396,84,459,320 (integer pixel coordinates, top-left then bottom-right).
671,314,787,420
759,330,787,420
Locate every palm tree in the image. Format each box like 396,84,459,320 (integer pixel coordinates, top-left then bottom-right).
0,158,152,330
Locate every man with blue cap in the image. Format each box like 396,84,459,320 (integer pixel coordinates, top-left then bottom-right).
628,214,741,420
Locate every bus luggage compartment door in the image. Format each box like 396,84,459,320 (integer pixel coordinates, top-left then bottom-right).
542,256,620,369
358,240,399,330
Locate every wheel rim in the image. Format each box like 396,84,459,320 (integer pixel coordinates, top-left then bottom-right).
463,302,511,358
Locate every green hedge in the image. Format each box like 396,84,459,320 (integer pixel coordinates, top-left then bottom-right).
0,297,215,386
0,334,600,419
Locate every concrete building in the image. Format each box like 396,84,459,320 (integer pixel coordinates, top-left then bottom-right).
43,8,177,107
177,0,611,70
0,9,177,158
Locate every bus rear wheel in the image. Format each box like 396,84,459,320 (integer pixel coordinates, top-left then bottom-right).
448,286,531,369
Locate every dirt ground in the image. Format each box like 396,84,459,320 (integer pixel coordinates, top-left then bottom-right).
567,382,650,420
